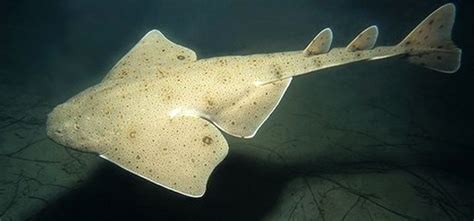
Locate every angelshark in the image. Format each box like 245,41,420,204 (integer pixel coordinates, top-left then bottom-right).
47,4,461,197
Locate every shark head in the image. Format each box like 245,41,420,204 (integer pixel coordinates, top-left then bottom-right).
47,102,74,144
46,97,100,152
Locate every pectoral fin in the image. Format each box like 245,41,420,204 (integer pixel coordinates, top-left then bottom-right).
103,30,197,82
100,116,228,197
212,78,292,138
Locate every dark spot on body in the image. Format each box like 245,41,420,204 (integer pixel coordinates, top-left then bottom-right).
437,56,442,60
429,19,434,25
275,70,282,78
136,155,141,159
202,136,213,145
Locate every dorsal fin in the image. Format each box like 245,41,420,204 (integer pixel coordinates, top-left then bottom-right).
102,30,197,82
303,28,333,57
346,26,378,51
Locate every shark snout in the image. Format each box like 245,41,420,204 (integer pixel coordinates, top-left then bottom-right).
46,104,73,146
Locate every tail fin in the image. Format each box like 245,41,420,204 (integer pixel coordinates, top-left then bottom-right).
398,3,461,73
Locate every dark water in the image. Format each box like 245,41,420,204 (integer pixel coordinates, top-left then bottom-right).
1,0,473,220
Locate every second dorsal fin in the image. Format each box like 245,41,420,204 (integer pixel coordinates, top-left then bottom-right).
303,28,333,57
346,26,379,51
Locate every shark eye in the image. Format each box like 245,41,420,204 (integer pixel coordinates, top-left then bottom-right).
74,124,80,130
55,129,62,135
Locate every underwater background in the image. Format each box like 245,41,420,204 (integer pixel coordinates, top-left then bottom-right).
1,0,473,220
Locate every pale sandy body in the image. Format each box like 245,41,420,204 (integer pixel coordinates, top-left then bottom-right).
47,4,461,197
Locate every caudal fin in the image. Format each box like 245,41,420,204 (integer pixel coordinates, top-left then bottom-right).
398,3,461,73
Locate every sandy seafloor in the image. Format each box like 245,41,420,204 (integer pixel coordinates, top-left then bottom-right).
1,0,473,220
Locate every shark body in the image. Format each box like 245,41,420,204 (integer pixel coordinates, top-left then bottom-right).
47,4,461,197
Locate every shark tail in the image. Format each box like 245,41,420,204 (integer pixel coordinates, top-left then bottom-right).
397,3,461,73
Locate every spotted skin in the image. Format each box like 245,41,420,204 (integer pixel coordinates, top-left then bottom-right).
46,3,461,197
